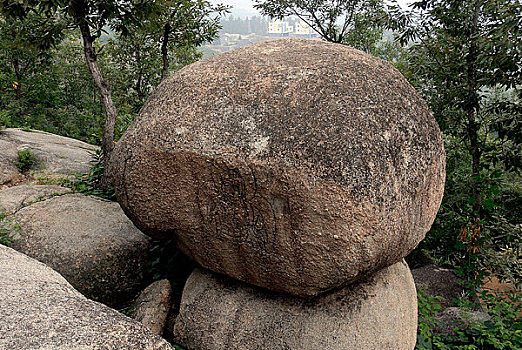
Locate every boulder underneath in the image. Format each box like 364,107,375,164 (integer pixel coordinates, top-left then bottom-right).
109,38,445,297
0,245,171,350
10,193,151,308
172,261,417,350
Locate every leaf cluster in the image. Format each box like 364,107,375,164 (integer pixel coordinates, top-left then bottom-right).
0,211,19,246
417,291,522,349
70,149,115,199
15,148,35,172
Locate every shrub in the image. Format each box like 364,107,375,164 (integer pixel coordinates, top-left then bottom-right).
0,211,19,246
416,291,522,349
15,148,36,172
71,149,115,200
0,110,9,130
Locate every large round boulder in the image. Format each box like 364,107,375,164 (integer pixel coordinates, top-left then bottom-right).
109,38,445,296
172,261,417,350
10,193,152,308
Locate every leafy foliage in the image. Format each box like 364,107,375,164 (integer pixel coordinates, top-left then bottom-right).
416,291,522,349
71,149,115,200
0,210,20,246
417,289,444,348
398,0,522,289
15,148,35,172
254,0,388,43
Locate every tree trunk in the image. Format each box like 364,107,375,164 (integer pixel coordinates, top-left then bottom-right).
78,20,117,160
161,23,171,81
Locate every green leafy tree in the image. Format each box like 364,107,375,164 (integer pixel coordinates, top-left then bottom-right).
341,13,384,53
103,28,201,135
0,0,153,163
148,0,229,81
254,0,387,43
0,13,55,123
398,0,521,284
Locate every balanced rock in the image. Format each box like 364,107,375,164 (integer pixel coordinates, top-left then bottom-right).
0,245,171,350
109,38,445,296
10,193,151,308
172,261,417,350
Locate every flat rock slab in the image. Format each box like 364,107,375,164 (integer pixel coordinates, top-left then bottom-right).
0,128,98,184
173,261,417,350
10,193,151,308
0,184,72,215
0,245,171,350
110,38,445,296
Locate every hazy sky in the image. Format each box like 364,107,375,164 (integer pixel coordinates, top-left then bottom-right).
216,0,413,18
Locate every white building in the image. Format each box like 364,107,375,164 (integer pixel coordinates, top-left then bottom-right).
294,20,315,36
268,19,293,35
268,18,318,38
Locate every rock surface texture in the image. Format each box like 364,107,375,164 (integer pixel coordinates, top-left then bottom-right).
0,128,97,187
0,184,72,214
0,245,171,350
132,279,173,335
173,261,417,350
109,38,446,296
0,154,22,188
10,193,151,308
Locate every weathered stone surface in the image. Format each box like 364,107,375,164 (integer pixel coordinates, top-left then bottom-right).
133,279,172,335
0,184,72,215
173,261,417,350
11,193,151,308
109,38,445,296
0,153,22,189
0,128,97,177
0,245,171,350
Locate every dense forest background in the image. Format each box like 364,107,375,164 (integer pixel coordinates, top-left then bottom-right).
1,0,520,349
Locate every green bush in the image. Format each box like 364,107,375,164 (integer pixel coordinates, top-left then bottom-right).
70,149,115,200
0,110,9,129
417,289,444,349
15,148,36,172
416,291,522,350
0,211,19,246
